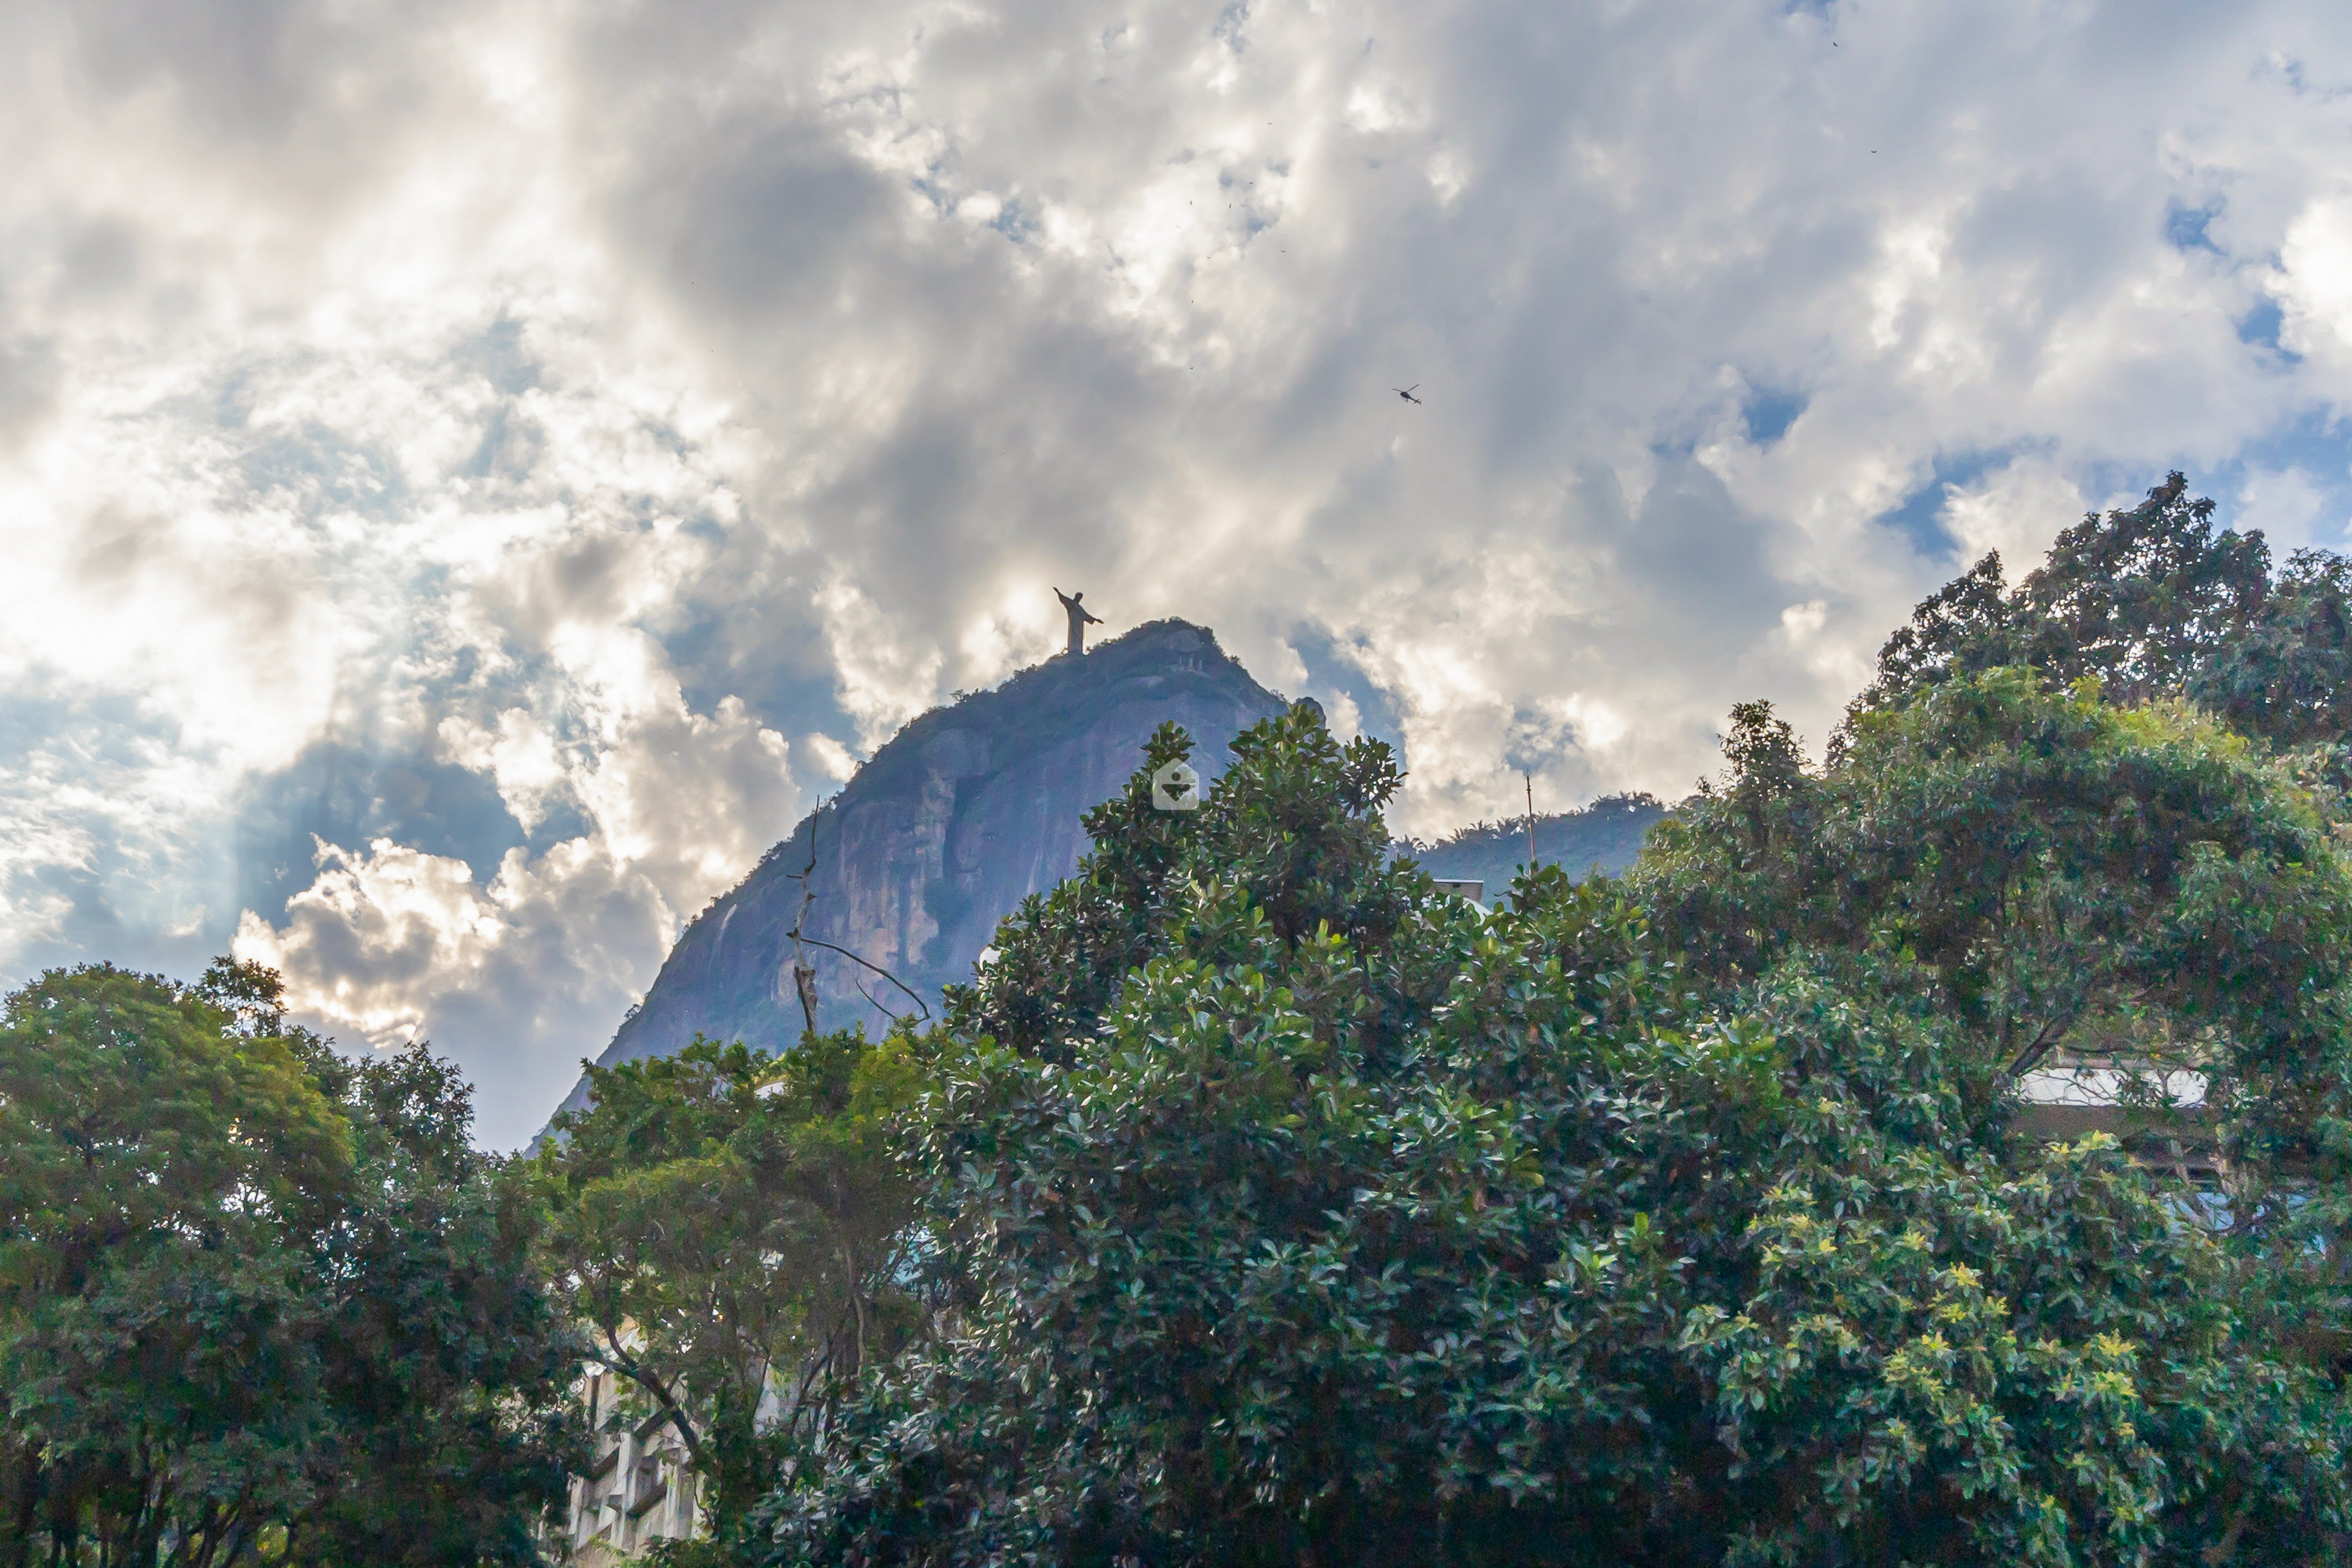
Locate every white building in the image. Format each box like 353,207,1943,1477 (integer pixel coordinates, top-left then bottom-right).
560,1366,703,1563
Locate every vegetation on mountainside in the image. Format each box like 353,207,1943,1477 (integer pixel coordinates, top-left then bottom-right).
1398,792,1668,895
839,619,1274,806
0,961,577,1567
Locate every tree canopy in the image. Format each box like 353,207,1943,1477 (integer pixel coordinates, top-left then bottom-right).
1642,674,2352,1111
532,1029,924,1542
0,960,579,1567
754,707,2352,1565
1856,471,2352,748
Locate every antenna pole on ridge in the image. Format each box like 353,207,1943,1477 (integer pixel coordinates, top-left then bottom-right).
1525,773,1537,872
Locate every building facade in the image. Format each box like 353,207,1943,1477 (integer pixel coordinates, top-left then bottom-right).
560,1366,703,1563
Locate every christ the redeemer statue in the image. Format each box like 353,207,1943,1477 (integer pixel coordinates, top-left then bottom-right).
1055,587,1103,657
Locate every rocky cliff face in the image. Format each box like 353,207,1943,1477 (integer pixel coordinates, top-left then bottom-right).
547,620,1289,1123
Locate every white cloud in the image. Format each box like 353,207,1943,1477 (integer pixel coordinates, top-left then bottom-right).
239,840,513,1047
437,711,567,832
2279,196,2352,371
2236,465,2335,547
236,681,798,1142
7,0,2352,1137
1942,459,2091,582
815,578,948,753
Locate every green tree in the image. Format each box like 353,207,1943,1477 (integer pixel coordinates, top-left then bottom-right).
0,960,578,1566
532,1028,922,1543
1855,470,2352,748
273,1006,584,1564
1642,674,2352,1106
1640,670,2352,1477
757,710,2347,1564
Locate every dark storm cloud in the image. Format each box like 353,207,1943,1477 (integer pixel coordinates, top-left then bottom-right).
625,131,893,329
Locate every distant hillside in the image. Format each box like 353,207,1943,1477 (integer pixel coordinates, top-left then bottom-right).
1398,793,1668,901
545,619,1290,1127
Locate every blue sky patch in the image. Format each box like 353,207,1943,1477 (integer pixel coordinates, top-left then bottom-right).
2165,203,2223,254
1742,385,1808,446
2237,297,2298,361
1874,450,2017,561
1282,625,1408,753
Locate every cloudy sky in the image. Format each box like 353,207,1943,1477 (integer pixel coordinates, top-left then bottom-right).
5,0,2351,1142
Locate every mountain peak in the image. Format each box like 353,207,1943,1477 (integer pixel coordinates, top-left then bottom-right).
545,619,1286,1127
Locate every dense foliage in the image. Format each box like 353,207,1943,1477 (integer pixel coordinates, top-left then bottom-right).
1642,677,2352,1118
751,701,2352,1564
0,960,577,1567
1855,471,2352,748
532,1031,923,1539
